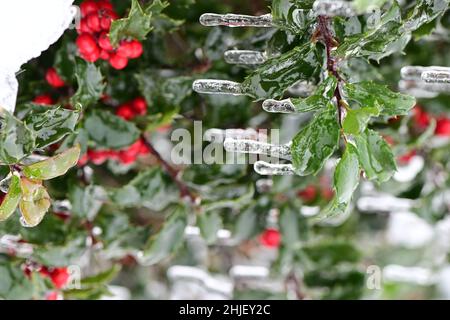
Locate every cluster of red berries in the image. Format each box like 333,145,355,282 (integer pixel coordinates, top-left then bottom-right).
78,138,151,166
32,68,67,105
297,182,334,204
23,265,70,289
76,0,143,69
115,97,147,120
259,228,281,248
413,105,450,136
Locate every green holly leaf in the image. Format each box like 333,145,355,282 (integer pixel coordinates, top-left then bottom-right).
291,104,340,175
352,0,388,12
112,167,179,211
139,208,187,265
271,0,315,33
198,212,222,245
242,43,322,100
354,129,397,182
70,60,105,109
22,145,80,181
290,76,338,112
0,110,35,165
405,0,449,32
24,107,80,149
0,173,22,222
19,178,51,227
84,110,140,150
109,0,153,46
69,184,107,220
334,143,360,204
343,105,380,135
343,81,416,117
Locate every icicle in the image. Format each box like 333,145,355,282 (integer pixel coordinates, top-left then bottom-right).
287,81,316,97
398,80,439,98
199,13,273,28
204,128,267,142
229,265,270,279
313,0,356,17
401,66,450,81
224,138,292,160
253,161,295,176
193,79,244,96
422,70,450,84
357,195,416,213
224,50,267,65
262,99,296,114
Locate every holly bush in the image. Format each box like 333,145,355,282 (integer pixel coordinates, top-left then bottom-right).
1,0,450,300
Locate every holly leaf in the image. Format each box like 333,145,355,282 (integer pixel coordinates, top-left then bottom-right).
84,110,140,150
0,111,35,165
0,173,22,222
24,107,80,149
404,0,449,32
271,0,315,33
291,104,340,175
343,81,416,117
22,145,80,180
198,212,222,245
343,105,380,135
70,60,105,109
290,76,338,112
109,0,153,46
69,184,107,220
139,208,187,265
112,167,179,211
354,129,397,182
334,143,360,204
243,43,322,100
19,178,51,227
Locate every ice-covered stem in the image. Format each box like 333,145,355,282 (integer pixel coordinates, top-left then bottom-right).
141,135,198,205
317,15,346,132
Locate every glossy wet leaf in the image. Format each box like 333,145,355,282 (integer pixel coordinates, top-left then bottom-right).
24,107,79,149
70,60,105,109
0,111,35,165
291,104,340,175
290,76,337,113
198,212,222,245
140,208,187,265
354,129,397,182
84,110,140,149
343,105,380,135
69,184,107,220
0,173,22,222
404,0,449,32
242,43,322,100
343,81,416,117
271,0,315,33
110,0,153,46
19,178,51,227
22,145,80,181
334,143,360,204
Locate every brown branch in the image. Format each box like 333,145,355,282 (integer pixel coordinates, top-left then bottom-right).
141,135,199,205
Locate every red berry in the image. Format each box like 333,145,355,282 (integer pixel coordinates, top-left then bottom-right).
116,104,135,120
77,19,93,34
80,49,100,62
413,106,431,129
398,150,417,164
297,185,317,203
45,68,65,88
49,268,70,289
435,117,450,136
117,41,132,57
128,40,143,59
259,228,281,248
131,97,147,115
33,94,53,105
88,149,114,165
80,1,99,17
109,53,128,70
98,32,113,51
86,13,102,33
77,153,89,166
118,151,137,165
46,291,60,300
76,33,98,54
99,49,111,60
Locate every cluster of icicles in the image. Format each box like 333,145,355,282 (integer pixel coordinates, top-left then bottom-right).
192,0,450,176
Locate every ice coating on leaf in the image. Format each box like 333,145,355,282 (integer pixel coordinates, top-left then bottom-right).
204,128,267,142
19,178,51,228
262,99,296,114
313,0,356,17
192,79,244,96
422,70,450,84
224,138,292,160
199,13,273,27
287,81,316,97
0,235,33,257
224,50,267,65
0,0,76,112
0,173,22,222
253,161,295,176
